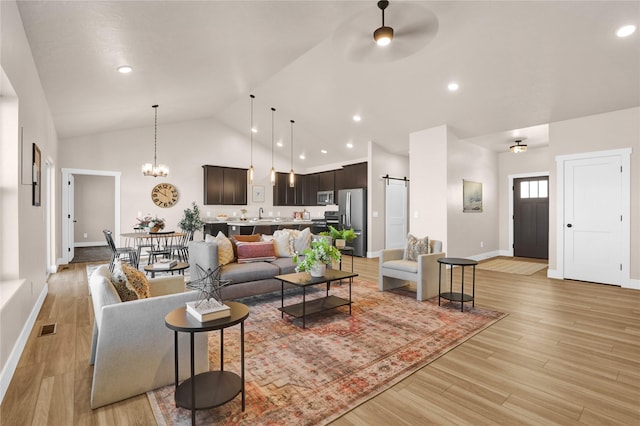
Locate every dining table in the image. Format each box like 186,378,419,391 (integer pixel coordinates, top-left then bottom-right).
121,230,184,265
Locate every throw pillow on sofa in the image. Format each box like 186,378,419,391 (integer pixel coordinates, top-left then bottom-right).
236,241,277,263
403,234,431,261
288,227,312,254
206,231,234,265
230,234,262,258
272,230,293,257
110,260,139,301
120,262,151,299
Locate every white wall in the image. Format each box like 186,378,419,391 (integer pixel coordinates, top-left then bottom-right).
0,0,58,402
368,141,409,254
447,134,499,259
409,125,449,251
549,107,639,280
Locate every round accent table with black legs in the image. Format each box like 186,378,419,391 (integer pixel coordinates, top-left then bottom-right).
437,257,478,312
165,301,249,425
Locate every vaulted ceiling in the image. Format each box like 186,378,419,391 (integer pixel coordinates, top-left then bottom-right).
16,1,640,170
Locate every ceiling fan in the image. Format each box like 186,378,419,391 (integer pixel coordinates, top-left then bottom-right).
333,1,439,63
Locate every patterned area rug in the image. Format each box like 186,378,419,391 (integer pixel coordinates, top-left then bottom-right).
477,258,548,275
147,279,506,425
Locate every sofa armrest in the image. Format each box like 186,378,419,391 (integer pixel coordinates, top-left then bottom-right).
380,248,404,264
188,240,220,279
417,251,446,300
148,275,187,297
91,289,207,408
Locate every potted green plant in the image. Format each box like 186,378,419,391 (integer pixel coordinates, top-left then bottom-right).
178,202,205,239
293,238,341,277
324,225,357,249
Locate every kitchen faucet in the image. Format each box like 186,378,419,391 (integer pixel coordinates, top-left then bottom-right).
258,207,264,219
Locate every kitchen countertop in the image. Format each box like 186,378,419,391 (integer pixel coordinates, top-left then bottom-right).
206,219,315,226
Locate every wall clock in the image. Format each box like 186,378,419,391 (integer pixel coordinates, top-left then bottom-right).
152,183,179,208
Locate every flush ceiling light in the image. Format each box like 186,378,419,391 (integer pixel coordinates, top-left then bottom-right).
248,94,255,185
142,105,169,177
346,142,354,148
117,65,132,74
321,149,328,154
299,154,306,160
270,107,276,186
510,138,528,153
353,114,362,122
448,82,459,91
616,24,636,37
374,1,394,46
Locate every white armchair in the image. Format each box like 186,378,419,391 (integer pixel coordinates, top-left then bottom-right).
379,239,445,301
88,265,208,409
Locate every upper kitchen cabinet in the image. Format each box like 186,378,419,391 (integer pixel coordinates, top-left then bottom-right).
203,165,247,205
317,171,335,191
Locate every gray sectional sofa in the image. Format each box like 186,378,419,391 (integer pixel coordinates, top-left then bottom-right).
188,240,299,300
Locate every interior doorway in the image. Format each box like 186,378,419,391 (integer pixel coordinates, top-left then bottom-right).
513,176,549,259
61,168,121,264
385,178,408,249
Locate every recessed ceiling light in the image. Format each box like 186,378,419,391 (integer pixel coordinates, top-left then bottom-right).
299,154,306,160
346,142,354,149
616,24,636,38
251,127,257,133
448,82,459,91
117,65,132,74
276,141,283,147
321,149,327,154
353,115,361,122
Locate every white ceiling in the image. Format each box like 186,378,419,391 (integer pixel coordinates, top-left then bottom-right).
16,1,640,170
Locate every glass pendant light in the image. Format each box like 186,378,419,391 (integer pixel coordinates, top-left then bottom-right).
248,94,255,184
142,105,169,177
289,120,295,188
270,107,276,186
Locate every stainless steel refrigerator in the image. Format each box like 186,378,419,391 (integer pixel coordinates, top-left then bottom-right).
338,188,367,257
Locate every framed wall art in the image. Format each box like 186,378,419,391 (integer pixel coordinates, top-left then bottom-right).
252,185,265,203
462,179,482,213
32,143,41,206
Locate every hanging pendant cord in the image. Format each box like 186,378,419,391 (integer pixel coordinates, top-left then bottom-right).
153,105,158,169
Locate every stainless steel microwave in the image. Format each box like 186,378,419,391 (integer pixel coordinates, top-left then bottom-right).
317,190,334,205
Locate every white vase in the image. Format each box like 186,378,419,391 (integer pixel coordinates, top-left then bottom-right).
309,263,326,277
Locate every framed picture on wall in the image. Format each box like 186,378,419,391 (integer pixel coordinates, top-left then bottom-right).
32,143,41,206
463,179,482,212
252,185,265,203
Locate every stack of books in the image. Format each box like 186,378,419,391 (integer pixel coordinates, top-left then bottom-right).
152,259,177,269
186,299,231,322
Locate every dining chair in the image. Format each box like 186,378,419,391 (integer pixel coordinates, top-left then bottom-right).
169,230,193,262
103,229,138,271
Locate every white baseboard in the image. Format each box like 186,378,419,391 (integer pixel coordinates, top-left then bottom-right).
547,269,562,280
466,250,502,262
74,241,107,248
623,278,640,290
0,282,48,405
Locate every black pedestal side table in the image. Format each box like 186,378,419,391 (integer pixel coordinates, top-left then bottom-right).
165,301,249,425
437,257,478,312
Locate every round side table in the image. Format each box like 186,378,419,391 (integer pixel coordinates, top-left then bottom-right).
165,301,249,425
437,257,478,312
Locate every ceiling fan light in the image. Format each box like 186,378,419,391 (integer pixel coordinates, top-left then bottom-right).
374,26,394,46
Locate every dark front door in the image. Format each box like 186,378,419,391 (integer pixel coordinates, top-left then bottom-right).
514,177,549,259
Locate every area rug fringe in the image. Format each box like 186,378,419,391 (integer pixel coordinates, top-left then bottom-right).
147,279,507,425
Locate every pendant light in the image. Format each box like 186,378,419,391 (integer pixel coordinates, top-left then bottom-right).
374,1,394,46
141,105,169,177
289,120,295,188
248,94,255,184
270,107,276,186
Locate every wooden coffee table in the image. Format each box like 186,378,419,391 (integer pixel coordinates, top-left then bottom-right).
275,269,358,328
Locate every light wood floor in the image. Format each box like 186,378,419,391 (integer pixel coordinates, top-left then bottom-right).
1,257,639,425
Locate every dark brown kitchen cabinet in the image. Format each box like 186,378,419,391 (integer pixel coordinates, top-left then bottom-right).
317,171,334,191
340,162,368,190
273,172,310,206
203,165,247,205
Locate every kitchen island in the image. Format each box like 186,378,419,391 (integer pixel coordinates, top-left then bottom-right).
204,219,314,236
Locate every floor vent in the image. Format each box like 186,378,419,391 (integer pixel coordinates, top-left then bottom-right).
39,323,57,337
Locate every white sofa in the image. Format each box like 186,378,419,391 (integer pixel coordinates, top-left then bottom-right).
378,239,445,301
88,265,208,409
